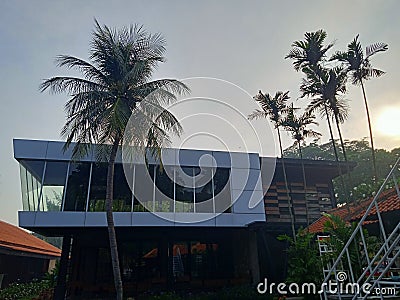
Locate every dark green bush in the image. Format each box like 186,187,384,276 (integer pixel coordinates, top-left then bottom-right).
141,285,274,300
0,279,52,300
0,263,58,300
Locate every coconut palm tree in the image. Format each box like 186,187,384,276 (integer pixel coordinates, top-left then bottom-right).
40,20,189,299
281,105,321,226
286,30,348,200
249,90,296,239
331,35,388,180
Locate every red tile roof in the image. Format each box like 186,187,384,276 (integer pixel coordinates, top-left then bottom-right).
308,188,400,233
0,220,61,257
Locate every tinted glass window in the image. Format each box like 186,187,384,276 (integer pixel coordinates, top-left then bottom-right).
64,162,90,211
194,167,213,213
213,168,231,213
19,160,45,211
88,163,108,212
41,161,68,211
113,164,132,212
154,166,174,212
20,165,29,210
134,164,155,212
175,167,194,212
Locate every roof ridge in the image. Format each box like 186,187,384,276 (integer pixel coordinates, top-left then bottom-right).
0,240,60,254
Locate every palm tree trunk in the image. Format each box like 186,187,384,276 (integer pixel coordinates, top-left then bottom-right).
277,127,296,239
360,80,378,181
297,143,310,227
323,104,348,201
333,112,354,201
106,138,123,300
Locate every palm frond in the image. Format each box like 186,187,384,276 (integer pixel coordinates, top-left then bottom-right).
55,55,107,83
40,76,106,95
248,109,268,120
366,67,386,78
366,42,388,59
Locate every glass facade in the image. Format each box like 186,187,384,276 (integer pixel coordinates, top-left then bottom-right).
19,160,45,211
18,159,231,214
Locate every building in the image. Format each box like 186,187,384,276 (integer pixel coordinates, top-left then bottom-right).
13,139,352,298
0,220,61,288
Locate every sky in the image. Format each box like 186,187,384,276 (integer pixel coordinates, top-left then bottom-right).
0,0,399,225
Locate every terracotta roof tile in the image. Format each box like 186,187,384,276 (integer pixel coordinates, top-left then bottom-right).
308,188,400,233
0,220,61,257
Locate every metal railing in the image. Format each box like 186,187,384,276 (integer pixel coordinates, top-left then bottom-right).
320,157,400,300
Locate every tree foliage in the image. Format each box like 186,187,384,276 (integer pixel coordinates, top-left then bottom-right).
284,138,400,203
278,229,322,287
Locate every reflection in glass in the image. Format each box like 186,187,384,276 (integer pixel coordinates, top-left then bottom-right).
213,168,231,213
134,164,155,212
113,164,132,212
175,167,194,212
41,161,68,211
64,162,90,211
154,166,174,212
122,241,160,282
194,167,213,213
88,163,108,212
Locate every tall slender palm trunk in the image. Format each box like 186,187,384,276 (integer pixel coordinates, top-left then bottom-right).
323,104,348,200
106,138,123,300
333,112,354,199
277,127,296,240
297,143,310,227
360,80,378,181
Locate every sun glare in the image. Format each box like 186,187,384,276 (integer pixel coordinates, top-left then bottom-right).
376,108,400,138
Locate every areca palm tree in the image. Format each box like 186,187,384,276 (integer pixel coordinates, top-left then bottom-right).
285,30,340,167
285,29,333,73
301,66,353,196
281,105,321,226
331,35,388,180
249,90,296,239
286,30,348,200
40,21,189,299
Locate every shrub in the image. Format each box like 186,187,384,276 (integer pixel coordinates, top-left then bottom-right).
0,279,52,300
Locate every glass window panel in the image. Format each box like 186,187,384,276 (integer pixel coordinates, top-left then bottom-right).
194,167,213,213
28,172,37,210
113,164,132,212
64,162,91,211
19,165,29,211
213,168,231,213
41,161,68,211
21,160,45,180
122,241,160,282
133,164,154,212
88,163,108,212
20,160,45,211
175,167,194,213
133,197,147,212
154,166,174,212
